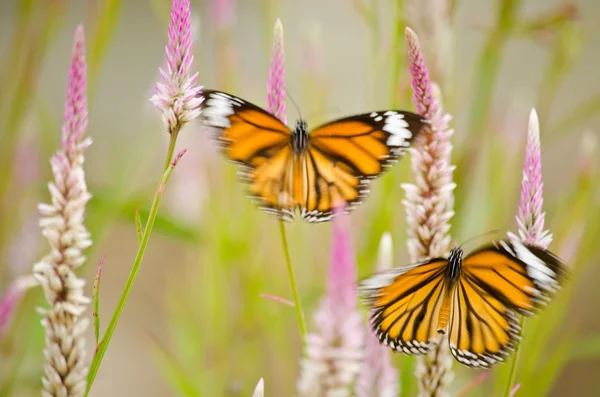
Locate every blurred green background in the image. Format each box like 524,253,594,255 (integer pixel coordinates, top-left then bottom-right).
1,0,599,396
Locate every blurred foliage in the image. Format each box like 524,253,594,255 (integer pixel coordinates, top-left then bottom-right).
1,0,599,396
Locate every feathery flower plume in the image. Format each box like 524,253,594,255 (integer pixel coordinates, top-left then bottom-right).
297,212,365,396
252,378,264,397
150,0,203,132
508,109,552,248
266,19,286,124
402,27,455,397
356,233,399,397
504,109,551,397
32,25,92,397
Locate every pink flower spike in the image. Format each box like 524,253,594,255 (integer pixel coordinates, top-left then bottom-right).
210,0,236,31
151,0,203,132
266,19,286,124
510,109,552,248
297,210,365,396
0,276,38,338
356,233,399,397
33,25,93,396
62,25,88,151
403,27,455,396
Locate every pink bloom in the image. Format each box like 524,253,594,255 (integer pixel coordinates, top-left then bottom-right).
402,27,455,396
356,233,399,397
297,213,365,396
509,109,552,248
266,19,286,124
32,25,92,397
151,0,203,131
209,0,237,31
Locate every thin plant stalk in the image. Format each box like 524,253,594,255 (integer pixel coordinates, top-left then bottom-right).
85,139,184,394
86,0,202,392
278,221,307,343
503,317,525,397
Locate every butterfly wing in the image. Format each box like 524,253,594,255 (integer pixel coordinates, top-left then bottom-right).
448,240,567,367
303,111,426,222
200,90,297,220
359,258,448,354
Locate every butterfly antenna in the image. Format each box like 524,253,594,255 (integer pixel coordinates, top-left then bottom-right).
459,230,502,250
285,88,303,120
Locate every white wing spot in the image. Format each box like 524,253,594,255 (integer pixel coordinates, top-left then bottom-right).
383,114,412,147
513,241,557,290
203,93,235,128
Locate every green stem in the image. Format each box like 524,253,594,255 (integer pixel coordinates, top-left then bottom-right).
503,316,525,397
85,130,180,395
278,219,307,345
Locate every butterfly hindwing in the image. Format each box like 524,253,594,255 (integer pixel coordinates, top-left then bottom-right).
200,90,297,220
448,274,521,367
359,258,448,353
304,111,426,222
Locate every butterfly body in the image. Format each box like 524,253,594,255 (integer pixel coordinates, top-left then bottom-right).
291,120,309,153
200,90,426,222
360,240,566,368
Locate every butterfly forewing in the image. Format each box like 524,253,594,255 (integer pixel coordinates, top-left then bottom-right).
461,240,567,315
303,111,426,222
200,90,296,220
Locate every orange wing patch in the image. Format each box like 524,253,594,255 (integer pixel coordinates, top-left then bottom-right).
303,111,425,222
201,90,295,220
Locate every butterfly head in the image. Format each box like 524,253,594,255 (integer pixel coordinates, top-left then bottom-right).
291,120,309,154
446,247,463,287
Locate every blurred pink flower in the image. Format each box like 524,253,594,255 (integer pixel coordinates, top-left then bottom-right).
508,109,552,249
266,19,286,124
150,0,203,132
356,233,399,397
32,25,92,397
297,213,365,396
0,276,37,338
402,27,455,396
209,0,237,31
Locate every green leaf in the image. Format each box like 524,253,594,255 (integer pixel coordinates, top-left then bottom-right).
134,206,143,242
93,255,106,347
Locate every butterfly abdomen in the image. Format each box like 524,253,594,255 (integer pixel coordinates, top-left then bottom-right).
437,288,453,333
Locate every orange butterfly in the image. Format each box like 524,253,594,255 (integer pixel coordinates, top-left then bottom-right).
360,240,567,367
200,90,426,222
